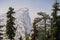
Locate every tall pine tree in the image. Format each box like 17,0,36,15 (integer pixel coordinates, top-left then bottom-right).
6,7,16,40
38,12,50,40
51,0,60,40
31,18,39,40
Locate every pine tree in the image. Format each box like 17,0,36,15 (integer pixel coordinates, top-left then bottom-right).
31,12,50,40
38,12,50,40
31,18,39,40
6,7,16,40
0,25,4,40
51,0,60,40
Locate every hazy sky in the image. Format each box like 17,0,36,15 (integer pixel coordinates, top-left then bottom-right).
0,0,60,22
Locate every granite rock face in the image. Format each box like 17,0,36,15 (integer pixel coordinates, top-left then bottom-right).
0,8,32,40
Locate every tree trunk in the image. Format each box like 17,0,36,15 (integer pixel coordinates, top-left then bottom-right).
44,18,46,40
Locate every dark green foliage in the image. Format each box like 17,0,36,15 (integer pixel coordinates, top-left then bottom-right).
31,18,38,40
6,7,16,40
31,12,50,40
38,12,50,40
51,0,60,40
